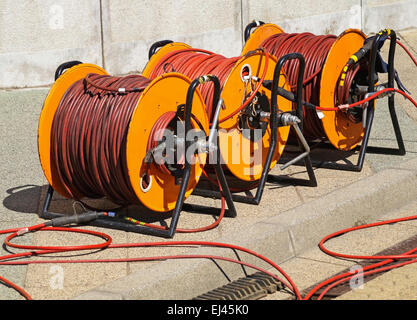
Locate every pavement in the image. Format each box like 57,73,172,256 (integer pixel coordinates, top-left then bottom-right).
0,28,417,301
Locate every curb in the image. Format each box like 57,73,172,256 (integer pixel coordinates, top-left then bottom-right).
74,157,417,300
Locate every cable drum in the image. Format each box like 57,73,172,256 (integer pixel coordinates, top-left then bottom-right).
51,74,150,205
143,43,293,183
243,26,369,151
38,64,209,212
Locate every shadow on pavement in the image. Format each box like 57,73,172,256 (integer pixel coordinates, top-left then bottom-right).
3,184,41,215
3,184,175,226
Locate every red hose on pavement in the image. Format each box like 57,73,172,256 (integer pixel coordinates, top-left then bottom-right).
0,220,300,300
304,214,417,300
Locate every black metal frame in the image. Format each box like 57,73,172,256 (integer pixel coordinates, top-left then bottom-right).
244,21,265,43
39,62,237,238
306,29,405,172
245,24,406,172
148,40,173,60
192,53,317,205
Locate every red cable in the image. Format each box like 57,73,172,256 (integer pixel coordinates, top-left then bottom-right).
126,177,226,233
0,275,31,300
316,87,417,111
0,223,300,300
319,214,417,261
304,214,417,300
260,32,361,140
397,39,417,67
316,257,417,300
149,47,270,125
3,212,417,300
0,222,112,300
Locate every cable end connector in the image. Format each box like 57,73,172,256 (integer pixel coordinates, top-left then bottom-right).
48,211,107,227
17,227,29,236
198,75,215,84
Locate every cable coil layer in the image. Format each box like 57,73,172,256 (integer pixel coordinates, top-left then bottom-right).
51,74,150,205
148,48,241,122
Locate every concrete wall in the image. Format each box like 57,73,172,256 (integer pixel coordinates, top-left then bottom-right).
101,0,242,76
0,0,103,89
242,0,362,35
0,0,416,89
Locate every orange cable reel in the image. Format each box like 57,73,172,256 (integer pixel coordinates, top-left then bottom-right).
143,42,293,188
243,23,369,151
38,63,209,213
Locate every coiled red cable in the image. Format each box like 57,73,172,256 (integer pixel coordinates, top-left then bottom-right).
51,72,228,227
148,48,270,124
51,73,151,206
261,32,365,139
149,48,239,122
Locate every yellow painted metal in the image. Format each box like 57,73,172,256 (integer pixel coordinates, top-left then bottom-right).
126,72,209,212
142,42,191,78
320,29,367,151
241,23,284,55
217,52,292,181
38,63,108,198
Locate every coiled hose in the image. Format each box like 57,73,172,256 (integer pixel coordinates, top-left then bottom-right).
148,48,269,124
261,32,367,140
51,74,151,205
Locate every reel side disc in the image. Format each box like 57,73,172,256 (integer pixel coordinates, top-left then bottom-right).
38,64,108,198
126,72,209,212
219,53,292,181
320,29,368,151
241,23,284,55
